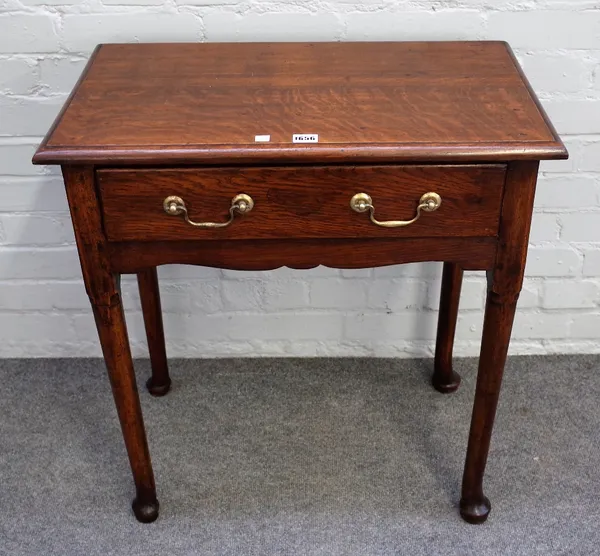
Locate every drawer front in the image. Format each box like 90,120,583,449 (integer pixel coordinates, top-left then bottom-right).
98,165,506,242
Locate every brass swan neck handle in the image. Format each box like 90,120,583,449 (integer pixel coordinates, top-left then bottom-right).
350,192,441,228
163,194,254,229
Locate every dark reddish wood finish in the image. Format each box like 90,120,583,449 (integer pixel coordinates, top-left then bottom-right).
108,237,497,274
137,268,171,396
460,161,540,524
92,296,159,523
98,165,505,242
33,42,566,165
34,43,567,524
433,263,463,393
62,166,158,523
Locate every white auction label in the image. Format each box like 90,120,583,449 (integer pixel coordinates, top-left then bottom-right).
293,134,319,143
254,135,271,142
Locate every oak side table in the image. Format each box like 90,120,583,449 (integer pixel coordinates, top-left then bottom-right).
33,42,567,524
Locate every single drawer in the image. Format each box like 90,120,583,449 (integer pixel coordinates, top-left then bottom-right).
98,165,506,242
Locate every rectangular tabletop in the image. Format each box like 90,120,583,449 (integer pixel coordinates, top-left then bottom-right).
33,41,567,165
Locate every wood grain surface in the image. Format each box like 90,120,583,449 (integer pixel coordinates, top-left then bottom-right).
98,165,506,241
460,161,542,524
62,166,159,523
107,237,497,273
33,42,567,165
31,41,568,524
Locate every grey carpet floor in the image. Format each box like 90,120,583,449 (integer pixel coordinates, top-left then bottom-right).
1,356,599,556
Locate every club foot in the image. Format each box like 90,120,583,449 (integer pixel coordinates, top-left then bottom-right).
459,496,491,524
132,496,160,523
432,368,461,394
146,376,171,397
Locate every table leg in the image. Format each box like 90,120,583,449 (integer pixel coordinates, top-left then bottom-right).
459,280,517,524
137,268,171,396
432,262,463,393
93,287,160,523
459,160,540,524
62,166,160,522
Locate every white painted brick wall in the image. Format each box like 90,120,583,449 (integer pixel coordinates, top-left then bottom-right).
0,0,599,358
